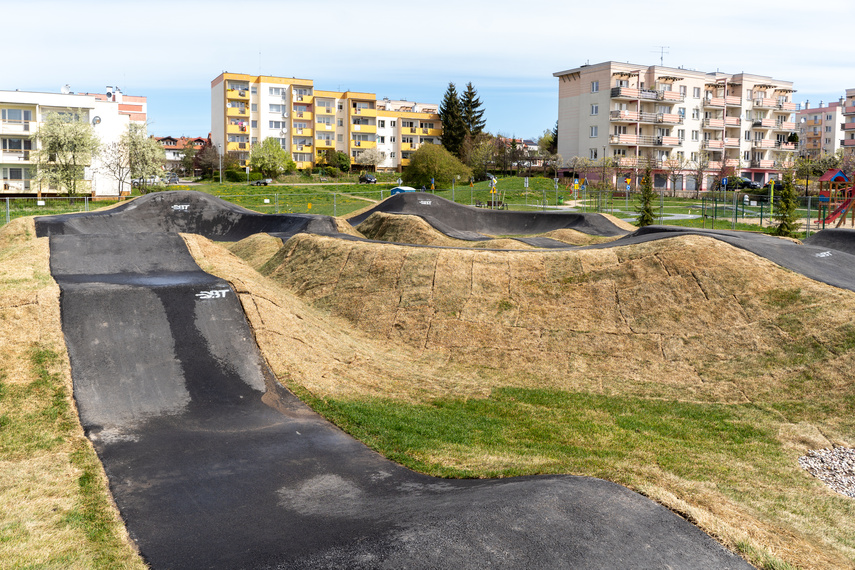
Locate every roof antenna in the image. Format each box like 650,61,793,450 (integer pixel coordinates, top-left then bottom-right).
652,46,669,66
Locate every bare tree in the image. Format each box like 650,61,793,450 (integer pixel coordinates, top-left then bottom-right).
99,141,131,196
689,150,710,198
663,154,689,197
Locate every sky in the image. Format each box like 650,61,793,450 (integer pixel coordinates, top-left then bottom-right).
5,0,853,142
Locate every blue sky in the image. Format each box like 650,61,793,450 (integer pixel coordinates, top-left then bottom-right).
5,0,852,142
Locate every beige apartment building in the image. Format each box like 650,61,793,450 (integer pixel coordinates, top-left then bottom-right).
211,73,441,171
842,88,855,157
553,61,797,191
796,99,846,158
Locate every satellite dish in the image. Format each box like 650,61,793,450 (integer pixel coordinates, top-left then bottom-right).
61,84,71,94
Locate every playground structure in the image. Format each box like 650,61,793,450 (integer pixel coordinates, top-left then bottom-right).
816,169,855,227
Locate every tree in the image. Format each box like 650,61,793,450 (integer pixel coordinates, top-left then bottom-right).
689,150,710,198
537,128,555,156
196,145,220,179
460,133,495,180
460,82,486,138
635,164,656,227
663,154,689,197
98,140,131,196
439,82,465,158
354,147,384,171
331,150,350,172
772,171,799,237
402,143,472,189
548,120,558,154
33,110,100,197
250,137,296,178
180,144,198,177
127,124,165,192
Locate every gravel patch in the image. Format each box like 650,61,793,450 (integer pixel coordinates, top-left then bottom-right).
798,447,855,498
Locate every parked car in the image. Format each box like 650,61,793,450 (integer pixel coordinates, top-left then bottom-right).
251,178,273,186
164,173,179,185
359,174,377,184
132,176,160,188
730,176,761,190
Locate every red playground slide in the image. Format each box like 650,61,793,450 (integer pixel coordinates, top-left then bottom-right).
818,185,855,226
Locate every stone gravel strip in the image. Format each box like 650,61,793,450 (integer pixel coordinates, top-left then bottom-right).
798,447,855,498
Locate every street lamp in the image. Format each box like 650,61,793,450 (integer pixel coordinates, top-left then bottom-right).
218,143,223,184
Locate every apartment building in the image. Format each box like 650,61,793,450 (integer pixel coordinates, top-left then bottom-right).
210,73,441,171
796,99,846,158
842,88,855,157
0,86,147,196
553,61,797,191
155,135,208,173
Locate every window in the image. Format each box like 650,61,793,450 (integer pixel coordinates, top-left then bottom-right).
744,151,750,161
269,120,286,129
679,85,687,96
591,81,599,93
614,125,627,135
338,119,343,127
390,152,396,158
677,129,685,140
390,136,396,143
590,126,598,137
745,131,751,141
269,104,285,113
251,120,257,129
378,136,385,144
827,114,833,121
826,126,832,132
692,108,700,120
337,134,343,142
251,137,257,144
251,103,257,112
378,120,385,128
678,107,686,117
690,152,698,161
269,87,283,96
591,104,598,115
616,79,628,88
589,148,598,159
691,130,699,141
693,87,701,98
391,120,396,127
826,138,832,144
251,86,257,95
338,103,343,110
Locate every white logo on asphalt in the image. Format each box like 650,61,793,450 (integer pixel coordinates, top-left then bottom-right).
172,204,189,211
418,200,432,205
815,251,833,258
195,290,229,299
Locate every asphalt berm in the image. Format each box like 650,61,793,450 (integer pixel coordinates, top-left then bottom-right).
39,189,850,568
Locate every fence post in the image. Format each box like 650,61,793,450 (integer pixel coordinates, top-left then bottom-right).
806,196,811,237
85,196,89,212
334,193,337,217
275,193,279,214
5,198,9,225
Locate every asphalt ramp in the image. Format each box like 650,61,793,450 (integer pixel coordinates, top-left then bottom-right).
37,192,752,568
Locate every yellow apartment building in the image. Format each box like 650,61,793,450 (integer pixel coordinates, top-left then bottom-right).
211,73,441,171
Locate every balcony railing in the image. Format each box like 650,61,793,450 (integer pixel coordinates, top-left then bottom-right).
775,141,796,150
0,150,31,162
725,116,741,126
750,159,775,168
752,118,776,128
725,96,741,106
608,134,680,146
775,121,795,131
752,139,776,149
702,139,724,149
0,120,32,134
724,138,740,147
842,139,855,147
703,97,725,107
610,87,684,102
703,118,724,128
753,98,778,109
609,110,683,124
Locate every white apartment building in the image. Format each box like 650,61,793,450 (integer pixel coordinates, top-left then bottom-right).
211,73,441,171
553,61,797,191
0,86,147,196
796,99,846,158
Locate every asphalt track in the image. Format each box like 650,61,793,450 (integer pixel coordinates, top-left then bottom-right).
31,190,789,568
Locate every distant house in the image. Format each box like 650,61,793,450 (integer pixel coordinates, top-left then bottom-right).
154,135,208,174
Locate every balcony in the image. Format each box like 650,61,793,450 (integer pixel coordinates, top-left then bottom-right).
350,140,377,149
802,118,821,127
351,124,377,134
658,136,681,146
702,139,724,150
775,141,796,150
842,139,855,147
315,122,334,131
0,120,33,135
842,122,855,130
350,107,377,118
609,133,640,145
226,124,248,134
315,139,334,148
0,150,32,162
420,127,442,136
724,138,740,147
400,158,411,166
753,98,778,109
293,94,314,104
750,159,775,169
752,139,776,148
0,179,32,193
725,95,741,106
779,101,797,111
775,121,795,131
316,106,335,115
703,118,724,129
226,89,250,101
707,159,741,171
725,116,741,127
752,118,776,129
226,142,249,152
610,110,640,122
226,107,248,118
844,106,855,116
293,110,313,122
610,87,682,102
703,97,725,108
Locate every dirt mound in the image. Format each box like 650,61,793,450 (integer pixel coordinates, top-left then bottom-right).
356,211,533,249
239,231,855,406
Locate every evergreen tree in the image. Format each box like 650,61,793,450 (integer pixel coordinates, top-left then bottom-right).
439,82,465,158
460,82,486,138
635,164,656,227
548,120,558,154
772,171,799,237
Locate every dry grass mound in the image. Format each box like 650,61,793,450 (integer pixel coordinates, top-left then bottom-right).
204,230,855,568
0,218,144,568
356,211,533,249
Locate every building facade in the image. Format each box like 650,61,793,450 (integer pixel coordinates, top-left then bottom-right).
796,99,845,158
842,89,855,157
155,135,208,174
210,73,441,171
0,86,147,196
553,62,797,191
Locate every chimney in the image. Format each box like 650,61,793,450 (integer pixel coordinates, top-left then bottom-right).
819,100,824,108
804,100,810,109
115,87,123,104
